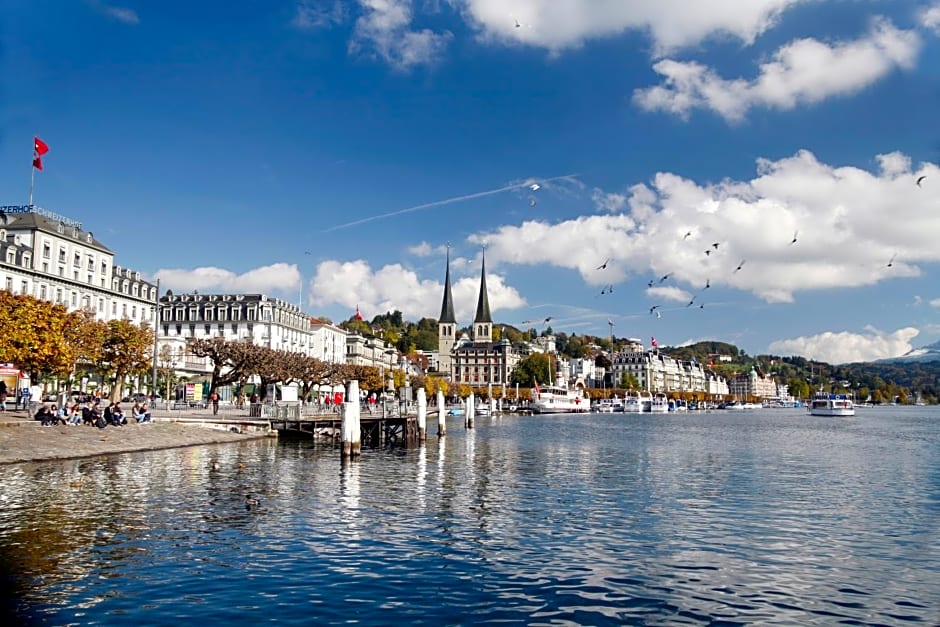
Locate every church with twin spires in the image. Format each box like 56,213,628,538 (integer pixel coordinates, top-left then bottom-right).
438,249,521,388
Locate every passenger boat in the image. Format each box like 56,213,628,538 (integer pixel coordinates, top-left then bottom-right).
531,374,589,414
809,393,855,417
623,392,646,413
649,393,669,413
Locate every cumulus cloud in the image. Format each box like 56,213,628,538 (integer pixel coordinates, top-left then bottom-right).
769,326,919,364
591,188,628,213
472,149,939,302
349,0,452,70
931,298,940,308
634,17,921,122
407,241,447,256
458,0,800,56
921,2,940,33
647,285,691,303
308,259,525,321
155,263,301,295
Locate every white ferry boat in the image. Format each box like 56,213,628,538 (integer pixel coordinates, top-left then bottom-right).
623,392,646,413
531,375,590,414
649,393,669,413
809,393,855,417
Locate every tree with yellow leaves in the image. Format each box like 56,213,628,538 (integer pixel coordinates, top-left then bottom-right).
100,319,154,402
0,291,75,378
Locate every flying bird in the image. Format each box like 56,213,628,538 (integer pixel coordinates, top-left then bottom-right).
916,175,926,187
659,273,671,283
543,316,553,324
790,230,798,244
704,249,712,256
704,278,710,289
734,260,746,273
887,253,897,268
712,242,720,250
600,283,614,295
655,310,661,319
687,296,696,307
515,18,521,28
529,197,537,207
683,231,692,240
529,183,540,191
649,305,660,315
596,258,609,270
699,304,705,309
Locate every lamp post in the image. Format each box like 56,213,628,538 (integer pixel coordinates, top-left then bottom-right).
151,278,160,400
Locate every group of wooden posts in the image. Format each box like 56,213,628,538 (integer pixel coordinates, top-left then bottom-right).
340,379,488,458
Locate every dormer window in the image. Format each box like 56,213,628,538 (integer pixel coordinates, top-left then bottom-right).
86,233,92,243
0,229,6,242
57,222,64,234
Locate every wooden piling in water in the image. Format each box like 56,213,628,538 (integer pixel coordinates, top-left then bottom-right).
466,393,475,429
417,387,427,442
437,389,446,436
341,380,361,458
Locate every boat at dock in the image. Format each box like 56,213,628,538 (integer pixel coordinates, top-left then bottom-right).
623,391,648,413
809,393,855,417
531,375,589,414
649,393,669,413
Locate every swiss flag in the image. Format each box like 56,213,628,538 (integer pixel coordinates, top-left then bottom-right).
33,136,49,170
534,380,540,399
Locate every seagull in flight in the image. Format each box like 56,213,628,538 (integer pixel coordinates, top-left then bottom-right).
596,258,609,270
683,231,692,240
659,273,671,283
600,284,613,295
655,310,661,319
704,278,710,289
704,249,712,256
529,183,540,191
647,279,654,288
916,175,926,187
529,197,537,207
712,242,720,250
734,260,746,273
515,18,521,28
544,316,553,323
790,230,798,244
686,297,695,307
649,305,660,315
887,253,897,268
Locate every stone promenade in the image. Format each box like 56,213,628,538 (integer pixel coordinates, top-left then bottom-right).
0,406,270,465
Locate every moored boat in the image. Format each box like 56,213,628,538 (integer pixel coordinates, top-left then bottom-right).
649,393,669,413
809,393,855,417
623,392,645,413
531,375,589,414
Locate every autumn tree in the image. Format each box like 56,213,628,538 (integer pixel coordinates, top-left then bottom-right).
100,319,154,402
0,292,75,379
63,309,106,387
189,337,257,393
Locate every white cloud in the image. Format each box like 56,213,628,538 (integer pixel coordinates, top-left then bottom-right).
920,2,940,33
155,263,301,295
591,188,628,213
769,326,919,364
407,241,447,256
309,259,525,321
292,0,346,29
458,0,801,56
89,1,139,24
634,17,921,122
349,0,452,70
473,149,939,302
647,285,691,304
931,298,940,308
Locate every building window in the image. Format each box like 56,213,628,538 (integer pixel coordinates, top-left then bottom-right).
175,309,183,321
205,308,214,321
99,298,104,312
40,285,47,299
5,278,11,291
87,256,94,271
5,251,13,264
55,288,63,303
112,302,117,315
73,252,80,267
71,292,77,306
43,243,51,259
132,306,137,319
132,284,139,297
247,308,256,321
20,280,27,294
101,261,107,275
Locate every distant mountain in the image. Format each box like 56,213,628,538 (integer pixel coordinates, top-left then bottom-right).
878,340,940,364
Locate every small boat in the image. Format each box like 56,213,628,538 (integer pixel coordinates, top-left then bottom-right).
649,393,669,413
809,393,855,417
623,391,648,413
531,374,589,414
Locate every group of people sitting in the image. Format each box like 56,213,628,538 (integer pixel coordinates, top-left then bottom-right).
34,399,152,427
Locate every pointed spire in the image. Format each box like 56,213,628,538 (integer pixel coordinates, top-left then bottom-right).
474,248,492,324
439,246,456,323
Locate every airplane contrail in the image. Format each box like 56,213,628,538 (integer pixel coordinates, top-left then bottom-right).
322,173,579,233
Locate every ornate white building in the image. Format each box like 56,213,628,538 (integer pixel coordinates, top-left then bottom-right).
0,205,157,325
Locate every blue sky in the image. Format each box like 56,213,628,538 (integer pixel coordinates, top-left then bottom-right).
3,0,940,363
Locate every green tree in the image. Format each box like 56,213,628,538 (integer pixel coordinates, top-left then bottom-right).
509,353,553,387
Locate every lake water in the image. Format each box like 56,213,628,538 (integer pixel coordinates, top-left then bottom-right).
1,406,938,625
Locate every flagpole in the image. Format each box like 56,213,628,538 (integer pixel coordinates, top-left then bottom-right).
28,159,35,207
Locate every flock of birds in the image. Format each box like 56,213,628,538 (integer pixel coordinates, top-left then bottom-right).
514,173,929,330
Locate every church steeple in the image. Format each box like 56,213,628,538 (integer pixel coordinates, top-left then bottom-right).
437,246,457,376
472,249,492,342
439,248,456,324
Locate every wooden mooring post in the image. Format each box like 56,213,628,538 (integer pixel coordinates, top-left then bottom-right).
341,380,361,459
417,387,427,442
437,389,446,436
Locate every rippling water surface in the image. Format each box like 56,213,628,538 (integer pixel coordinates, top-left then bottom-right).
1,407,939,625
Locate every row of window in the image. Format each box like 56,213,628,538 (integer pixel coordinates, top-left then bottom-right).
163,306,270,323
4,277,151,322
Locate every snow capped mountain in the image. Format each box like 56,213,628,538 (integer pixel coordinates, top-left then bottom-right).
878,340,940,364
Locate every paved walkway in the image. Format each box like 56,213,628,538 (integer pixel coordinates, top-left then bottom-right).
0,406,269,465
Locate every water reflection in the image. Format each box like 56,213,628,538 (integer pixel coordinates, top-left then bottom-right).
0,407,938,624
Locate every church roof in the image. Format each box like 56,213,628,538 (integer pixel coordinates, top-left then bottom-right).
474,251,492,324
439,248,457,324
